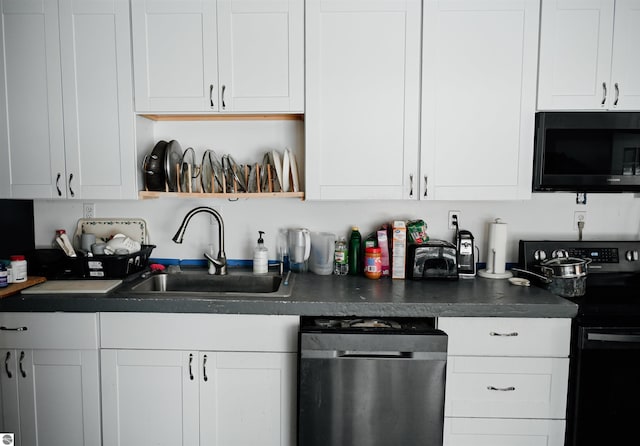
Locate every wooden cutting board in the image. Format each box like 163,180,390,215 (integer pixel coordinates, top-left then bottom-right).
0,276,47,299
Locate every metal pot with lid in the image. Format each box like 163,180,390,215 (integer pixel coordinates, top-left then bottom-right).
512,257,592,298
540,256,591,279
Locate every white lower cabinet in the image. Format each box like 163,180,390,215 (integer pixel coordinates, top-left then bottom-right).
444,418,566,446
99,313,298,446
0,313,101,446
445,356,569,419
439,317,571,446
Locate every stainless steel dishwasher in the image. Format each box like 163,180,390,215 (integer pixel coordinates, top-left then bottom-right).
298,317,447,446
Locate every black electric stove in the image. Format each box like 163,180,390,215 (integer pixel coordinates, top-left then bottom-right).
519,240,640,446
519,240,640,322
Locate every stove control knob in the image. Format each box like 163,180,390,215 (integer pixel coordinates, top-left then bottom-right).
552,249,569,259
625,250,639,261
534,250,547,261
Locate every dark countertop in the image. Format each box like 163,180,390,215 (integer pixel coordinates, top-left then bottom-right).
0,272,578,318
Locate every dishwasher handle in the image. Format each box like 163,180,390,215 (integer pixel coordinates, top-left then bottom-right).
301,349,446,360
338,350,413,359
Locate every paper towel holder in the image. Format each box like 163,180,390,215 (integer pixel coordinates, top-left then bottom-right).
478,218,513,279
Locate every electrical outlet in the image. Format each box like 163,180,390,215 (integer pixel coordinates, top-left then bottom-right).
83,203,96,219
574,211,586,230
448,210,461,230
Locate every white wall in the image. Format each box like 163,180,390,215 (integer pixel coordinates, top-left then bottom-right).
34,193,640,264
32,120,640,264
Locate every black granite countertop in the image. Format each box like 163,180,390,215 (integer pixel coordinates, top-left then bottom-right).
0,272,578,318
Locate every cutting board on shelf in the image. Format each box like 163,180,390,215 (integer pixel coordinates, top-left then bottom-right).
0,276,47,298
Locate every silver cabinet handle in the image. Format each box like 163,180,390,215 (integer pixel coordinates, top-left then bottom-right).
19,351,26,378
68,173,75,197
56,173,62,196
209,84,214,108
602,82,607,105
614,82,620,106
4,351,12,379
488,386,515,392
221,85,226,110
409,174,414,198
188,353,194,381
0,326,28,331
423,175,428,197
203,354,208,382
490,331,518,337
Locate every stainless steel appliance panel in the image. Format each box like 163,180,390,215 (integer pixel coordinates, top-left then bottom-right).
298,331,447,446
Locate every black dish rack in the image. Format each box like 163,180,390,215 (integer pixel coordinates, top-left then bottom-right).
28,245,156,279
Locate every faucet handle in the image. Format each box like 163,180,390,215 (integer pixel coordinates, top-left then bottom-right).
204,251,227,275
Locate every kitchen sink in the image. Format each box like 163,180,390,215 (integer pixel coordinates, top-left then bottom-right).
119,270,292,298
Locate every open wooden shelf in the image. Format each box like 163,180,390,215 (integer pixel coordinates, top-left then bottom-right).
139,191,304,200
139,113,304,121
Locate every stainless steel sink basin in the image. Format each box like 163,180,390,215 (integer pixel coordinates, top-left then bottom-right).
121,271,292,298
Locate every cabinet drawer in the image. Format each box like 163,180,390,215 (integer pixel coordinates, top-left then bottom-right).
99,313,299,352
445,356,569,419
444,417,566,446
438,317,570,357
0,312,98,349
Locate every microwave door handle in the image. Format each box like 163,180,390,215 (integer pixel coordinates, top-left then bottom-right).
601,82,607,106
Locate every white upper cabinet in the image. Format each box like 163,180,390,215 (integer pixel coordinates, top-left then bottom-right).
131,0,304,113
217,0,304,112
0,0,137,200
538,0,640,110
59,0,136,199
420,0,540,200
305,0,421,200
0,0,65,199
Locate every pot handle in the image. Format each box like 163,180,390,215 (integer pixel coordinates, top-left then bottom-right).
511,268,553,284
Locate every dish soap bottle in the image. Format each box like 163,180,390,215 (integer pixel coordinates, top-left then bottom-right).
253,231,268,275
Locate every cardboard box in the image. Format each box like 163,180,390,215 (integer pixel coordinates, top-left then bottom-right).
391,221,406,279
377,229,391,277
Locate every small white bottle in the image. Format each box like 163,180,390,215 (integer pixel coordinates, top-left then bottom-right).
253,231,268,275
10,255,27,283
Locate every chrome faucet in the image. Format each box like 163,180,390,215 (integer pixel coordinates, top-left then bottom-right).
172,206,227,275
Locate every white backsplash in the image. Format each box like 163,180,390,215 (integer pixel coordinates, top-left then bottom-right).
33,193,640,264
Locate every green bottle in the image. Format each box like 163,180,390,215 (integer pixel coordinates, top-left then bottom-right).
348,226,362,275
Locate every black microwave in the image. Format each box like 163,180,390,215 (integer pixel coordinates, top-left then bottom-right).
533,112,640,192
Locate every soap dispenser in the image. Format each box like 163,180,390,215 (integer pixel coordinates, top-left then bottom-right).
253,231,268,274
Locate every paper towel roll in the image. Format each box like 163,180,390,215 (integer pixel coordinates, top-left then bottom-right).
486,218,508,274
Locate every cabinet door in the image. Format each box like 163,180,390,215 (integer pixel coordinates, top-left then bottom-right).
538,0,615,110
0,0,66,199
305,0,421,200
610,0,640,110
58,0,136,199
217,0,303,112
17,349,101,446
421,0,539,200
101,349,199,446
131,0,218,112
200,352,296,446
0,350,19,443
443,418,566,446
